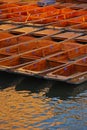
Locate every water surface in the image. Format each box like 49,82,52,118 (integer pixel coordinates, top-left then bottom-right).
0,71,87,130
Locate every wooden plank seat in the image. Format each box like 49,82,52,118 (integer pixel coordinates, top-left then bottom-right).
31,9,87,24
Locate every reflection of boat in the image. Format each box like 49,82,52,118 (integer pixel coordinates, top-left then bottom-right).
46,81,87,100
47,56,87,84
15,76,51,93
15,45,86,77
0,71,23,90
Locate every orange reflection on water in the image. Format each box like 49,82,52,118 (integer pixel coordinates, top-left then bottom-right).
0,86,62,129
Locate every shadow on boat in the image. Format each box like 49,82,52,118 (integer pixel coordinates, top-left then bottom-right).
0,71,24,90
46,81,87,100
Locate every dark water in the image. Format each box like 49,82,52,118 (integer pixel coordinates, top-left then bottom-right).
0,71,87,130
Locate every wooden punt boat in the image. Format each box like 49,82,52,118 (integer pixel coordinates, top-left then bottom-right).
47,56,87,84
0,5,86,25
13,44,87,76
0,32,36,49
0,5,56,21
33,8,87,24
0,2,79,23
0,1,86,15
1,7,73,23
0,1,75,15
68,22,87,32
31,9,87,25
0,38,82,61
46,14,87,30
0,4,79,22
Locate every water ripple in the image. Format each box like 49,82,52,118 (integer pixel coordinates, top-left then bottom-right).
0,72,87,129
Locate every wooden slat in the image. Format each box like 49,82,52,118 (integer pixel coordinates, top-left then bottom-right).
32,28,61,36
10,26,39,34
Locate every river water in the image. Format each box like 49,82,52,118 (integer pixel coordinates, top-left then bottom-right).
0,71,87,130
